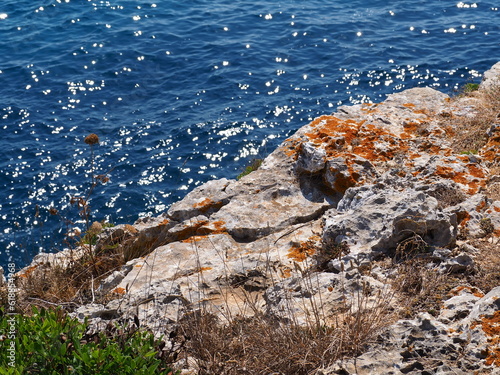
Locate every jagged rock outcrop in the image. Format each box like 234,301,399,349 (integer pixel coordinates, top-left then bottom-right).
16,62,500,374
324,286,500,375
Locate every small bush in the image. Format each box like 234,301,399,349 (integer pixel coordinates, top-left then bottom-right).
237,159,263,180
462,82,480,93
315,240,350,271
467,239,500,294
0,307,175,375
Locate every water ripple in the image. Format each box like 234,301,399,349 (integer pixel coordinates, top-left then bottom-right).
0,0,498,269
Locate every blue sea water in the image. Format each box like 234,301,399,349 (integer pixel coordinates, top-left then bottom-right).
0,0,499,271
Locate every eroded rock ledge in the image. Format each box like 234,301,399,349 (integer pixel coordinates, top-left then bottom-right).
17,62,500,374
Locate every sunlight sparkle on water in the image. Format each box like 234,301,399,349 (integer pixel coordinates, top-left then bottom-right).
1,0,497,269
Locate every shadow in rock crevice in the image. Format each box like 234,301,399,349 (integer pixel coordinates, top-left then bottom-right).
298,171,342,207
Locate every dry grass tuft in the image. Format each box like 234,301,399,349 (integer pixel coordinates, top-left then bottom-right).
12,248,124,313
425,183,467,209
392,259,461,318
5,223,169,313
445,83,500,154
467,239,500,294
172,276,395,375
485,180,500,202
175,303,392,375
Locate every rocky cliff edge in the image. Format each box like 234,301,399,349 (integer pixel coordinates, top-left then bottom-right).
14,62,500,374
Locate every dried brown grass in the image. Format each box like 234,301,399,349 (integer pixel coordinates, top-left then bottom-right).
392,259,462,318
485,180,500,202
173,281,394,375
175,312,387,375
12,247,124,313
445,83,500,154
467,239,500,294
5,222,170,313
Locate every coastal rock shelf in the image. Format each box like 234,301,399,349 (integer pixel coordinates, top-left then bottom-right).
15,62,500,374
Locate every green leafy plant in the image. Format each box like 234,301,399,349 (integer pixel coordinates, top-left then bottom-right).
0,307,175,375
81,221,115,246
460,150,478,155
237,158,263,180
462,82,480,93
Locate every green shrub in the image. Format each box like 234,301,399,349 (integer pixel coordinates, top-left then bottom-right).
460,150,478,155
237,159,263,180
462,82,480,93
0,307,174,375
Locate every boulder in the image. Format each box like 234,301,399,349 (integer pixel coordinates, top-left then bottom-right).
322,179,457,256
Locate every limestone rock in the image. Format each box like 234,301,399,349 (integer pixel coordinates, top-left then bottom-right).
167,178,233,222
264,272,388,325
481,61,500,91
322,179,456,256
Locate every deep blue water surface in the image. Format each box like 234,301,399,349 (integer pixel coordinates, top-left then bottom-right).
0,0,499,270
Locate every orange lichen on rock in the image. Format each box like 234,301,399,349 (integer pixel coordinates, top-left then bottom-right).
17,264,39,278
112,287,126,295
408,151,422,160
192,198,224,214
481,131,500,162
360,103,378,114
281,138,302,159
181,220,227,242
435,166,456,179
448,285,484,298
457,211,471,228
210,220,227,233
181,236,205,243
175,219,209,242
481,150,500,163
287,236,320,262
471,311,500,366
468,164,487,179
476,199,488,212
432,165,485,194
193,197,212,208
304,116,360,151
486,132,500,146
333,173,357,193
326,160,361,193
413,108,428,115
196,220,227,236
159,218,170,226
401,121,420,137
281,267,292,278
